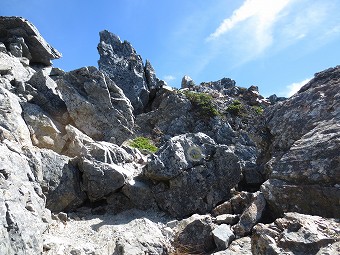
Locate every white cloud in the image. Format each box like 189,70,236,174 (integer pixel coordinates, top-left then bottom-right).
285,77,311,97
206,0,292,63
163,75,176,83
207,0,291,40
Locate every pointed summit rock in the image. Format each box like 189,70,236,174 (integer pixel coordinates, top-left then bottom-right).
97,30,150,113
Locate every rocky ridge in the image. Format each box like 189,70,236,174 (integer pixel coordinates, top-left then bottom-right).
0,16,339,255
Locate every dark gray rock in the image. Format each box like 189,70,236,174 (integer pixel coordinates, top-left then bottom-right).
145,133,241,218
174,214,216,254
261,179,340,218
98,30,150,113
251,212,340,255
56,66,134,144
232,191,266,237
0,17,61,65
27,67,70,125
262,66,340,218
24,148,86,212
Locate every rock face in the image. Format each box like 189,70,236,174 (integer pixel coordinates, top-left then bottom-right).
56,66,134,144
262,66,340,218
145,133,241,218
0,16,61,65
252,212,340,255
0,142,50,255
98,30,162,113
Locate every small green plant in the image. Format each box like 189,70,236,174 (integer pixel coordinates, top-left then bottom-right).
252,105,264,114
183,91,219,117
129,136,158,153
226,99,244,115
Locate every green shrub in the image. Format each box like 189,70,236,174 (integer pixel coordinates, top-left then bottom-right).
129,137,158,153
183,91,219,117
252,105,264,114
226,100,244,115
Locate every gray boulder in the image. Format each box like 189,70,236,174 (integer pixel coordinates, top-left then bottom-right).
0,16,61,65
174,214,216,254
212,224,235,250
78,158,134,202
251,212,340,255
145,133,241,218
56,66,134,144
98,30,150,113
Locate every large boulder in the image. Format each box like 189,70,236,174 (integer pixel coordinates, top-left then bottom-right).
174,214,216,254
251,212,340,255
0,16,61,65
56,66,134,144
145,133,241,218
98,30,150,113
262,66,340,218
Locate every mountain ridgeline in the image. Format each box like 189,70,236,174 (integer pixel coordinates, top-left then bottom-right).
0,16,339,255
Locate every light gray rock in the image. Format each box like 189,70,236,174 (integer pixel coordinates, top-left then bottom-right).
0,16,61,65
0,86,32,146
174,214,216,254
98,30,150,113
0,52,34,82
212,224,235,250
62,124,133,163
78,158,134,202
0,143,51,255
214,214,239,225
145,133,241,218
251,212,340,255
112,217,170,255
0,42,6,53
24,148,86,212
232,191,266,237
181,75,195,88
211,237,252,255
56,66,134,143
22,102,66,153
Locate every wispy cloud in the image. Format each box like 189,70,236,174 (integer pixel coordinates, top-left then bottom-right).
207,0,291,41
163,75,176,83
206,0,292,61
285,77,311,97
205,0,340,67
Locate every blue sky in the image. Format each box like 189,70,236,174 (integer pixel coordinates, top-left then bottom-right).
1,0,340,97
